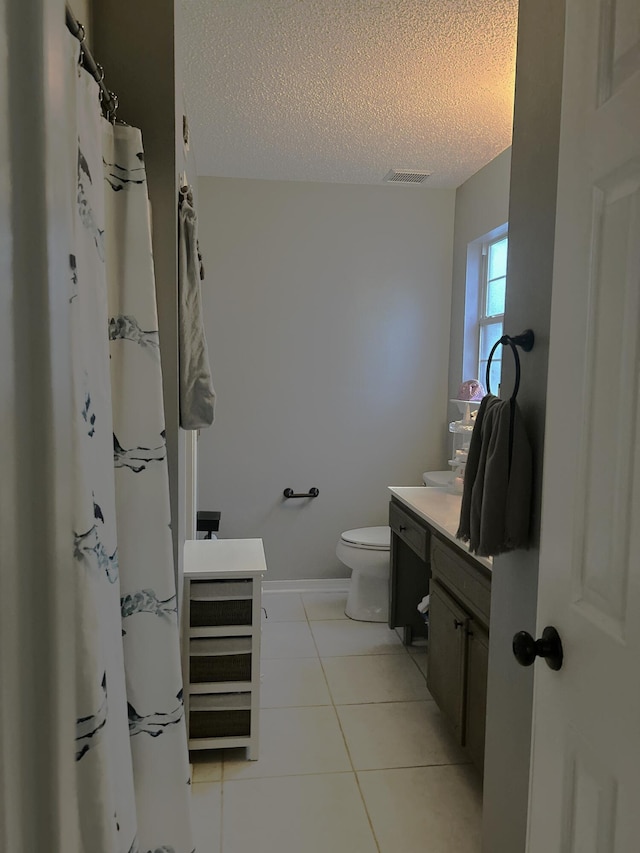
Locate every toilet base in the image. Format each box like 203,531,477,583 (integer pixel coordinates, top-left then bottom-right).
345,567,389,623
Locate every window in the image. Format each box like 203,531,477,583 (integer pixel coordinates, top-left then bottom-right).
478,235,508,393
462,226,508,396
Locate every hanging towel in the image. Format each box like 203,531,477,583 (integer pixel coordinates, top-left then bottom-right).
456,393,532,557
178,186,215,429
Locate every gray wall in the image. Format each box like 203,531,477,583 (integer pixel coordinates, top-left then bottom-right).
197,178,455,580
447,148,512,408
481,1,565,851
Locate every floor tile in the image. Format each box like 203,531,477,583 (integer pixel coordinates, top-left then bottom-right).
337,701,467,770
261,591,306,622
261,620,318,659
190,749,223,783
358,764,482,853
222,706,350,780
322,653,431,704
260,657,331,708
190,781,221,853
301,592,349,620
222,773,378,853
310,619,405,657
407,644,428,678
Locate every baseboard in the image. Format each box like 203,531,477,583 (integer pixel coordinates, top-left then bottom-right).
263,578,350,594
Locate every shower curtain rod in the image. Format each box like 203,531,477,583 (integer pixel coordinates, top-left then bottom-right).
65,3,119,120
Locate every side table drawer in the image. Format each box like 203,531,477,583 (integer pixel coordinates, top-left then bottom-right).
190,708,251,739
190,579,253,600
190,653,252,684
389,501,429,561
190,598,252,628
189,693,252,739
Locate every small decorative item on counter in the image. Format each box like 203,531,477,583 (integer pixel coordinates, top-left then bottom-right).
457,379,486,402
448,390,483,494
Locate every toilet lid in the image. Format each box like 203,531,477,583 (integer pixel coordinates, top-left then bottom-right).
341,526,390,550
422,470,452,487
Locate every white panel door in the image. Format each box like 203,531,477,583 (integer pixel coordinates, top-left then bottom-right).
528,0,640,850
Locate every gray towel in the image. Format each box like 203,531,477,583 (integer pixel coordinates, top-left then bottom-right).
178,187,215,430
456,393,532,557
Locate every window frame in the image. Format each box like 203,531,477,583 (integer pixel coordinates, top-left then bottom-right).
477,233,508,391
461,222,509,393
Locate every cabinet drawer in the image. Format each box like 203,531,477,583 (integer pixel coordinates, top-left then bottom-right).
190,637,252,656
389,501,429,561
190,579,253,600
431,537,490,625
189,708,251,739
190,653,252,684
190,692,252,712
190,598,252,628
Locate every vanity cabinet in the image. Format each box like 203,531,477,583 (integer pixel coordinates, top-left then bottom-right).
388,492,491,772
182,539,266,760
465,620,490,772
428,534,491,774
427,581,469,741
388,499,431,644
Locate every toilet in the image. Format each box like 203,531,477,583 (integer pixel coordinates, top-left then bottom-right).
422,470,453,487
336,526,391,622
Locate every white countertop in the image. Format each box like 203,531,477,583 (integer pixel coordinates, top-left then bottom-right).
388,486,492,570
184,538,267,577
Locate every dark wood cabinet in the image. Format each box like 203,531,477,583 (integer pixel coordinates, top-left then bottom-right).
465,621,489,773
387,495,491,772
428,533,491,774
427,580,469,742
388,499,430,644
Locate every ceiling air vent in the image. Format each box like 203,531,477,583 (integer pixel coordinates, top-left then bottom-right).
383,168,432,184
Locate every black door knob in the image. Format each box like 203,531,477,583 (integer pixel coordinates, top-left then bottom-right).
512,626,563,671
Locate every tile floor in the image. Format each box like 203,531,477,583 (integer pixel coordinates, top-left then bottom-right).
190,590,482,853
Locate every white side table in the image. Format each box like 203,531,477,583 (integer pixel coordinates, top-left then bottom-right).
182,538,267,760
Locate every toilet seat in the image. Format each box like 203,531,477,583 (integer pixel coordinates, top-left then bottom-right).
340,526,390,551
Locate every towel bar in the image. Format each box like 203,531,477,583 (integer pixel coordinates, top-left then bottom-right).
486,329,534,400
283,488,319,499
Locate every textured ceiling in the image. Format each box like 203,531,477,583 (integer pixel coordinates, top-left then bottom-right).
181,0,518,187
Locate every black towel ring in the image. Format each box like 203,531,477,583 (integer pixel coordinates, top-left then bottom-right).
486,329,535,400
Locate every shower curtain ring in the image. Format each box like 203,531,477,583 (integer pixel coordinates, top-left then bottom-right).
76,22,86,68
107,92,119,124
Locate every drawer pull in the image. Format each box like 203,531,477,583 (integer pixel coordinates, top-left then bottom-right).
453,619,464,629
399,525,407,532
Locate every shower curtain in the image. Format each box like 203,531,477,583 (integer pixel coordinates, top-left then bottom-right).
69,37,194,853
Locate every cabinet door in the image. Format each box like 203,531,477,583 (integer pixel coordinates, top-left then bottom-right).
388,534,430,643
388,500,430,643
426,581,468,743
465,621,489,774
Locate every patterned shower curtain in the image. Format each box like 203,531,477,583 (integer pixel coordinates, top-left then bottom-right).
69,36,194,853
